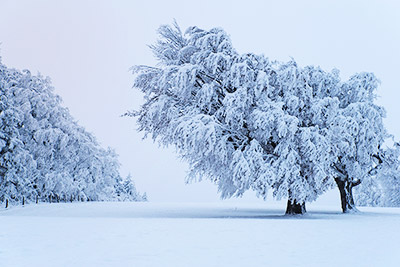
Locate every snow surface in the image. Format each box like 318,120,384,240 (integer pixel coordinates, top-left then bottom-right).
1,201,400,267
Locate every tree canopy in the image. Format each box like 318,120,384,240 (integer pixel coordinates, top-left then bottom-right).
132,23,398,213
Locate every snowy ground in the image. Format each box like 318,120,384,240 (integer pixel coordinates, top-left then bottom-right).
1,201,400,267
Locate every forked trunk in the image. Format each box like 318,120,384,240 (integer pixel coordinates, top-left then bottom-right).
285,199,306,215
335,178,360,213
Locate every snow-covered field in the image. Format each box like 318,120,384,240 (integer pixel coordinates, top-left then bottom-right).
1,201,400,267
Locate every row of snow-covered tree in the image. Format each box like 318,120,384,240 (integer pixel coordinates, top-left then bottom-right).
132,23,400,213
0,57,145,207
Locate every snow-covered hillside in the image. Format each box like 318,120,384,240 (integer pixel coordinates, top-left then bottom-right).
1,202,399,267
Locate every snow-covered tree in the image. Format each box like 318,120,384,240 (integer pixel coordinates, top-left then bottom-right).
355,142,400,207
0,57,145,206
0,66,38,205
132,23,394,214
326,73,388,212
132,23,346,214
287,67,389,212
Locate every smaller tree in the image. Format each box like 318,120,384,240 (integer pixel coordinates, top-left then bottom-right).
327,73,387,212
355,142,400,207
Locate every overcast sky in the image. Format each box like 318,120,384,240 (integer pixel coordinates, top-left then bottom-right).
0,0,399,203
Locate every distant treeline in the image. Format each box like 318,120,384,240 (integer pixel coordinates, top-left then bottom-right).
0,58,146,207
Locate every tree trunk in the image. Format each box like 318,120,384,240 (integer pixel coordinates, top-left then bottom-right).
285,199,306,215
22,197,25,206
335,178,360,213
5,199,8,208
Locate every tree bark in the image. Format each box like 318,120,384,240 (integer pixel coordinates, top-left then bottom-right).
335,178,360,213
5,199,8,208
285,199,306,215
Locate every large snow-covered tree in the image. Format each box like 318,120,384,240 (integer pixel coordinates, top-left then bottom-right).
132,23,347,214
132,23,393,214
0,57,146,206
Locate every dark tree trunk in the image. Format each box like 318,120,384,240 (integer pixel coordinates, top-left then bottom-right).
22,197,25,206
5,199,8,208
285,199,306,215
335,178,360,213
36,196,38,204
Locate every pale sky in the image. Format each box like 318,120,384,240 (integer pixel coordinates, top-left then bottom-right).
0,0,399,203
